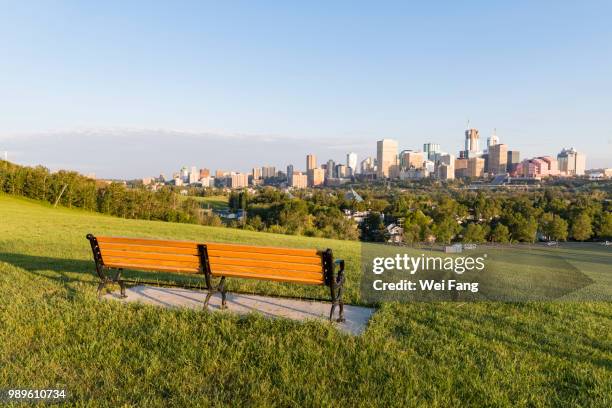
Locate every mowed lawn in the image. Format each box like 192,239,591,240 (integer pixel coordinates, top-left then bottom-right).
191,195,230,211
0,194,610,406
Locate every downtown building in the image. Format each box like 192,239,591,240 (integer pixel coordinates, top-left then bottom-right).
507,150,521,173
376,139,399,179
346,152,358,176
261,166,276,180
399,150,424,170
229,173,249,189
467,157,485,178
423,143,441,161
488,143,508,175
307,167,325,187
462,128,481,158
557,148,586,176
437,153,455,180
306,154,317,172
290,171,308,189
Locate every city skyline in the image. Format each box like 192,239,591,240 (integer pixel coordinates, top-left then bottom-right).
0,125,607,179
1,1,611,177
145,129,591,188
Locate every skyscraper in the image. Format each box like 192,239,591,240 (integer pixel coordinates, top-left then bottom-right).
346,152,357,176
465,129,480,155
467,157,485,178
507,151,520,173
326,159,335,179
376,139,398,179
229,173,249,189
437,153,455,180
199,168,210,179
557,148,586,176
290,172,307,189
360,157,376,175
306,154,317,172
423,143,441,161
252,167,262,180
399,150,424,170
286,164,294,185
188,166,198,184
307,168,325,187
180,166,189,183
488,143,508,175
486,129,500,151
262,166,276,179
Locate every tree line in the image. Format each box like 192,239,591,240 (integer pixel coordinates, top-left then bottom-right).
2,159,610,243
363,187,612,244
0,160,218,225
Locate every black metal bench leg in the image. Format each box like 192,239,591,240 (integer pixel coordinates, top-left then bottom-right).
336,285,345,323
329,259,346,323
203,291,213,309
329,277,337,321
219,277,227,310
114,268,127,298
203,277,228,310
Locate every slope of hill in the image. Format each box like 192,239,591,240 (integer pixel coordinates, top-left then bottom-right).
0,194,610,406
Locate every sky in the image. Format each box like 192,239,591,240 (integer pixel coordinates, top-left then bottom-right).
0,0,611,178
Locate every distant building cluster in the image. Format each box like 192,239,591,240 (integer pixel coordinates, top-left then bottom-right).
367,128,589,183
137,127,599,190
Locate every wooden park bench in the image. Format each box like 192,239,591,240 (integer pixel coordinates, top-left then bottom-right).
86,234,346,322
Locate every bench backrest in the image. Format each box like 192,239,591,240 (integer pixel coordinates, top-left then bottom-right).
205,242,325,285
91,236,328,286
95,236,201,274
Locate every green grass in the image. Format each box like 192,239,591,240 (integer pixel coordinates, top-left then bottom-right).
190,195,229,211
0,194,611,406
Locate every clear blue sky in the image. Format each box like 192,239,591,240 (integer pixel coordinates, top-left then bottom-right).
1,0,610,178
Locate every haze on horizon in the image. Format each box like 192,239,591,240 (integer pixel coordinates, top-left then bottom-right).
1,1,611,178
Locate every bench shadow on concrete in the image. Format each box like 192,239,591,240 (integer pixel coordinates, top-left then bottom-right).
107,285,374,335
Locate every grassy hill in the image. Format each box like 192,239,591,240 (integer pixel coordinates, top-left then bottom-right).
0,194,610,406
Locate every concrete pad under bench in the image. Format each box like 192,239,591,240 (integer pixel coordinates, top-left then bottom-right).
103,285,375,335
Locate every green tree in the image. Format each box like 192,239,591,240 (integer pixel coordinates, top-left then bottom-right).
597,212,612,239
279,200,312,235
540,213,568,241
490,223,510,243
462,223,488,243
549,215,569,241
507,215,538,243
571,213,593,241
433,216,461,244
360,212,387,242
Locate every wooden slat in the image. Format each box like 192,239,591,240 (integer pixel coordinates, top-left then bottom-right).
104,262,199,274
100,249,199,265
205,242,319,258
207,249,321,265
92,235,327,284
208,257,322,273
102,256,201,271
97,236,199,249
212,269,324,285
208,264,323,281
99,242,199,255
